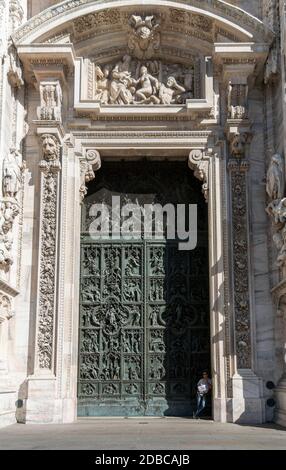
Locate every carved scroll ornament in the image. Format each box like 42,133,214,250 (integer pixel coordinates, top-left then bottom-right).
80,149,101,202
188,150,209,202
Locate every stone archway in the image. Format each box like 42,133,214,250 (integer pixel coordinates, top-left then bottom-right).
13,0,271,424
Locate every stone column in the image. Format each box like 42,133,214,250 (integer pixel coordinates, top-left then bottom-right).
224,64,264,424
24,129,63,423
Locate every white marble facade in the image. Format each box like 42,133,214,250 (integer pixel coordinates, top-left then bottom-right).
0,0,286,428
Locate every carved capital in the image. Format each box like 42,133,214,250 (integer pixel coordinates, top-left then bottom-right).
80,149,101,202
188,150,209,202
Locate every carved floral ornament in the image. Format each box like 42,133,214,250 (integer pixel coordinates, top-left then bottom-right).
36,133,62,370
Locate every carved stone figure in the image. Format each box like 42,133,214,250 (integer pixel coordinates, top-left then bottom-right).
94,65,110,104
228,83,248,119
230,133,247,158
0,231,14,269
2,148,24,199
93,56,188,105
128,14,160,60
266,154,284,201
159,77,186,104
7,45,23,88
38,81,62,121
134,65,159,103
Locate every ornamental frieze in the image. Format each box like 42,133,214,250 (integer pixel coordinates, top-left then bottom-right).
12,0,271,44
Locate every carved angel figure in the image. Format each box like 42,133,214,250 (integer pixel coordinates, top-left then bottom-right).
2,148,23,198
266,154,284,201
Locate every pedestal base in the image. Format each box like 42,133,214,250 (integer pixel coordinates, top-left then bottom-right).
22,374,56,424
230,370,265,424
275,376,286,427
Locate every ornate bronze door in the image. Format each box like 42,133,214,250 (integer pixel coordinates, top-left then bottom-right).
78,161,210,417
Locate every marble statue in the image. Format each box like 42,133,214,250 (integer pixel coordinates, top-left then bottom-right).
266,154,284,201
2,148,24,199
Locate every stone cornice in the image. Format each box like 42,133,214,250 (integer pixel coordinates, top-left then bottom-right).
12,0,273,46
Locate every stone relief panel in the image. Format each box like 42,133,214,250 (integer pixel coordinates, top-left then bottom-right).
266,154,286,268
37,81,62,121
0,149,25,270
92,56,193,105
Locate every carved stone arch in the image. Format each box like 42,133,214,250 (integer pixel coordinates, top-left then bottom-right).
13,0,272,47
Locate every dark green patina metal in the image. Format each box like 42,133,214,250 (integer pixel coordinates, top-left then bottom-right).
78,161,210,417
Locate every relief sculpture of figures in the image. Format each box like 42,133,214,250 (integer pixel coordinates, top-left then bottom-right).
0,148,24,270
93,56,188,105
38,81,62,122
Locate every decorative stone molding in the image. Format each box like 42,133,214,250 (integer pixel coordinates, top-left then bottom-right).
128,14,160,60
12,0,272,45
80,149,101,202
188,149,209,202
37,81,62,122
36,133,61,371
227,129,252,369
